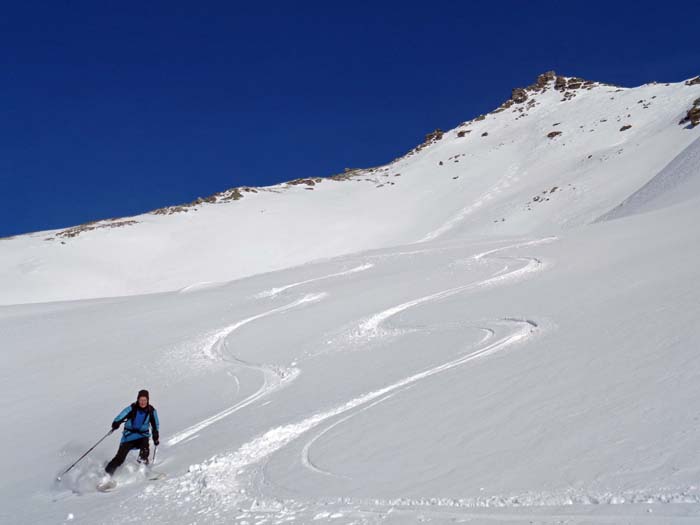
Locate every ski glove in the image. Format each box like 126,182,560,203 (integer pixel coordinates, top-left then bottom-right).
111,421,120,430
154,438,160,446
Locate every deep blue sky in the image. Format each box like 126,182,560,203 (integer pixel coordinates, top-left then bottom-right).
2,1,699,237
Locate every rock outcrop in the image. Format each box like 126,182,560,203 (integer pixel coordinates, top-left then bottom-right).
689,107,700,127
680,97,700,127
287,178,322,187
56,219,140,238
492,71,605,115
511,88,529,104
424,129,444,143
679,97,700,128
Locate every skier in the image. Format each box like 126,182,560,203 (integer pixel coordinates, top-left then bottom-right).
105,389,160,476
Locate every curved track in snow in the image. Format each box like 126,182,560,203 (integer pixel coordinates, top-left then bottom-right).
299,326,502,479
131,237,554,524
355,238,551,340
167,293,326,446
167,261,379,446
296,239,551,480
172,320,535,508
255,263,374,299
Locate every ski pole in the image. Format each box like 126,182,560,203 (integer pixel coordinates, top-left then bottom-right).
152,445,158,466
56,429,114,481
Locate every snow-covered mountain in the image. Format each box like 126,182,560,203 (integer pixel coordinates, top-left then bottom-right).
2,72,700,524
2,71,699,305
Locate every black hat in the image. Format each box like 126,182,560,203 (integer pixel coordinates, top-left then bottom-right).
137,389,149,401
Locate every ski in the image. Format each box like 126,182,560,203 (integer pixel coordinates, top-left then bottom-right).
97,478,117,492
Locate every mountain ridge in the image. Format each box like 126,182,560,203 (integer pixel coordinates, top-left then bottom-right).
1,71,698,305
7,70,695,239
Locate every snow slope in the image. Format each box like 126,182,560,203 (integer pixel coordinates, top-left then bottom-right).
596,134,700,222
2,73,700,524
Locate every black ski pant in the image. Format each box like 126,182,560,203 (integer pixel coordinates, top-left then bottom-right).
105,437,149,475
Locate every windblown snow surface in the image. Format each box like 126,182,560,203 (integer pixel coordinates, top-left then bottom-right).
1,75,700,524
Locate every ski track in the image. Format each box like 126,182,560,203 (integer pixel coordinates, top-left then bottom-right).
137,234,700,520
143,320,534,518
167,293,326,446
255,263,373,299
134,238,559,522
356,237,554,338
300,390,403,479
283,238,552,483
178,281,224,294
227,371,241,397
416,163,522,243
416,192,494,243
299,328,496,479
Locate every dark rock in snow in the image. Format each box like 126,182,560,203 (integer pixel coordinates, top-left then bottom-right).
511,88,529,103
424,129,444,143
681,105,700,127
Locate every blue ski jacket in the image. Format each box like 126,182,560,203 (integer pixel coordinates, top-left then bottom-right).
113,403,160,444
